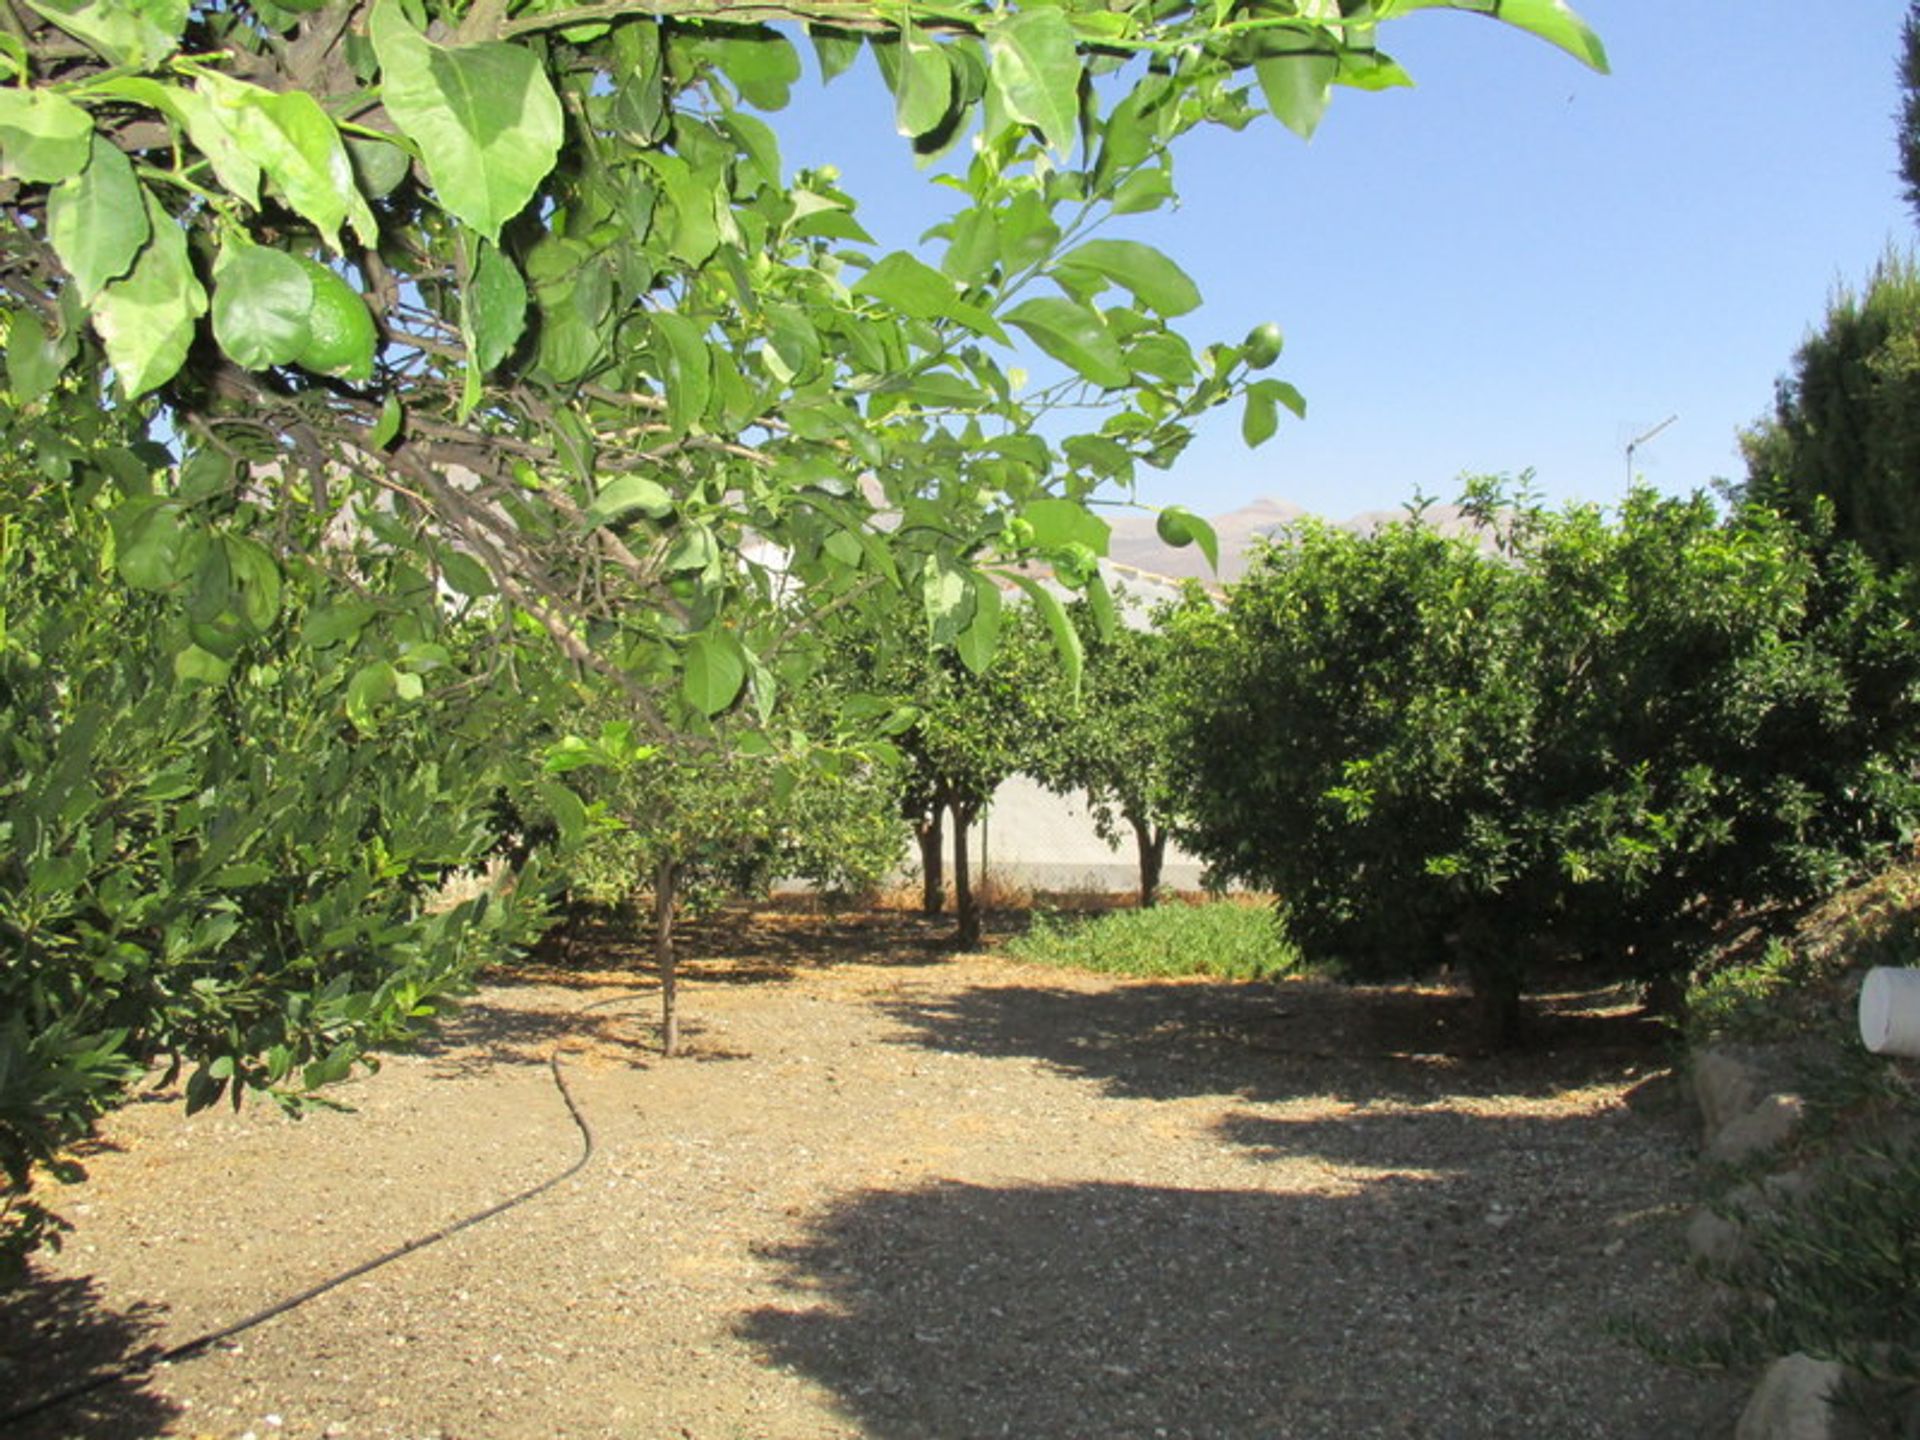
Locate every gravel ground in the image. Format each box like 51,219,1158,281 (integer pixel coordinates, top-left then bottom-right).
2,908,1746,1439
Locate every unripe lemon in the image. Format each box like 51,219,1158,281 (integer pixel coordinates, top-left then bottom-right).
1243,322,1283,370
294,258,376,381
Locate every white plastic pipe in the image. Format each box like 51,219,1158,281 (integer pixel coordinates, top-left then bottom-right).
1858,967,1920,1057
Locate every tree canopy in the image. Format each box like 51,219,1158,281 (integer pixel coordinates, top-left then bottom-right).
0,0,1606,728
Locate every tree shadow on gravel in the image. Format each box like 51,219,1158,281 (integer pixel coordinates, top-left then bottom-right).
878,977,1674,1109
736,1175,1734,1440
0,1268,179,1440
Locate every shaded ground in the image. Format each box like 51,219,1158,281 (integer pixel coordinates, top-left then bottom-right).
2,908,1743,1438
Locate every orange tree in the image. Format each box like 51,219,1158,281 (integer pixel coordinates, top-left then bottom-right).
1173,482,1920,1043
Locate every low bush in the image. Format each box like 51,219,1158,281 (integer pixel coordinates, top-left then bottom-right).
1004,900,1298,981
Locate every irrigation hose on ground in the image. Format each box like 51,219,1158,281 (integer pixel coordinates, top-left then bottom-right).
0,992,642,1430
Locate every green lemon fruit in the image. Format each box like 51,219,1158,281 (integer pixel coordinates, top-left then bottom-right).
294,258,377,381
1243,322,1283,370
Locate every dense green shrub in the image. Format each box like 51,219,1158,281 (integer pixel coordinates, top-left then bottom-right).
1005,901,1298,981
1173,481,1920,1036
0,434,551,1274
1741,250,1920,574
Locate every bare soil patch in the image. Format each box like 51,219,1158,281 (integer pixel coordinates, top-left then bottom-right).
3,908,1743,1438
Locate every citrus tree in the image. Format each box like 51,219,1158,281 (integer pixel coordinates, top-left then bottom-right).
0,376,556,1272
1036,584,1211,907
1174,483,1920,1043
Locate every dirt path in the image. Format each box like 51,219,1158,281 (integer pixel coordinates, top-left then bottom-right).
3,910,1743,1439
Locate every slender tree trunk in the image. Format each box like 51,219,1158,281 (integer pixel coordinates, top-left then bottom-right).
952,798,981,950
654,855,681,1058
915,805,945,915
1132,816,1167,909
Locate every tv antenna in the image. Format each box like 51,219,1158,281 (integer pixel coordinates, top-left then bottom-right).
1625,414,1678,487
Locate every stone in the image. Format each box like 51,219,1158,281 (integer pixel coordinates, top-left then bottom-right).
1709,1093,1808,1165
1693,1049,1768,1136
1685,1205,1746,1270
1736,1354,1847,1440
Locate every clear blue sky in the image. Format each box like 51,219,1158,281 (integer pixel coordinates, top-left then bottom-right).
778,2,1915,520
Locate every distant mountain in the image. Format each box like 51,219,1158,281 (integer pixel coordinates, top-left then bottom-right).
1105,497,1480,584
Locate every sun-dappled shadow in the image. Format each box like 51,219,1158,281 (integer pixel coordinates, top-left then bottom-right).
0,1267,180,1440
736,1174,1733,1440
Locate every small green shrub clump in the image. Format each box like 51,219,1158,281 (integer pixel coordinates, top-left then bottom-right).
1004,901,1298,982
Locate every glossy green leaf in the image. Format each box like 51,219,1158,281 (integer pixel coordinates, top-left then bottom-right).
1005,297,1129,389
0,88,91,183
93,191,205,398
892,28,953,139
345,660,398,734
7,306,60,403
86,76,265,207
853,251,1008,343
173,643,232,686
368,392,403,449
464,236,527,372
1022,497,1111,556
682,630,747,716
1053,239,1200,318
988,7,1080,155
439,550,494,598
1002,571,1083,695
197,74,376,252
715,29,800,110
48,135,147,304
536,780,589,848
1155,505,1220,571
221,534,281,633
585,474,673,529
1256,51,1338,140
665,524,719,575
652,311,712,435
303,600,376,649
1241,377,1307,447
923,554,971,645
1109,165,1175,217
370,0,563,244
810,27,861,82
25,0,185,68
954,572,1003,675
211,242,313,371
1085,565,1118,642
1380,0,1608,72
111,498,188,590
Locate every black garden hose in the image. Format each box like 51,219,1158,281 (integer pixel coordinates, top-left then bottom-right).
0,991,639,1430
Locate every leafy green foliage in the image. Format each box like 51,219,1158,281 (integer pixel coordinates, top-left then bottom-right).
0,389,552,1272
1173,481,1920,1030
1005,899,1297,981
1741,250,1920,574
1033,584,1204,906
0,0,1601,740
862,602,1071,945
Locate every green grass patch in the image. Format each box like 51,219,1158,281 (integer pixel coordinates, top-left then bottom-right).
1003,900,1298,981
